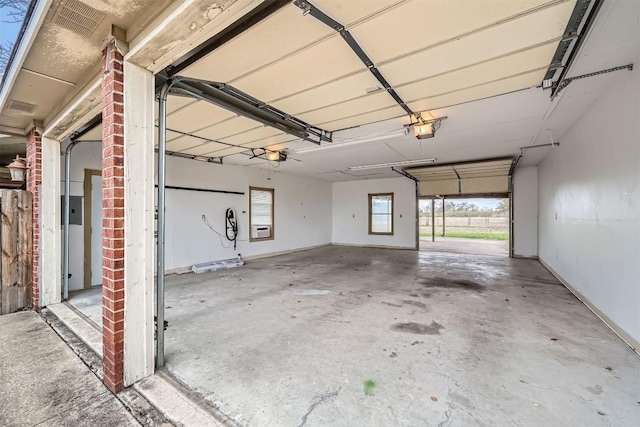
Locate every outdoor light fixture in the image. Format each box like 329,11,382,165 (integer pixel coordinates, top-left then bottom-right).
409,115,447,140
7,156,28,182
349,158,437,171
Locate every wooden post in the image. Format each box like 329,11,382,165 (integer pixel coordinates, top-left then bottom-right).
1,190,33,314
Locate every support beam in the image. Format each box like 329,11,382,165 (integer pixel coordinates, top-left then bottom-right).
101,38,126,393
26,128,61,309
123,60,155,386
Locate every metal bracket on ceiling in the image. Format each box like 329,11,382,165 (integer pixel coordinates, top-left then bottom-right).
163,76,333,145
451,165,462,194
542,0,593,84
552,63,633,97
294,0,419,121
391,167,418,182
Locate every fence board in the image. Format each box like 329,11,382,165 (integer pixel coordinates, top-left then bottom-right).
1,190,33,314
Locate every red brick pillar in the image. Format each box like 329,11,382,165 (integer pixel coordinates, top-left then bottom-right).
25,127,42,310
101,39,126,393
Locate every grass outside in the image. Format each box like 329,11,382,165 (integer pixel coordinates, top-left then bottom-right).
420,225,509,240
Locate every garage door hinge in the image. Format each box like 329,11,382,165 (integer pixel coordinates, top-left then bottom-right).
154,316,168,339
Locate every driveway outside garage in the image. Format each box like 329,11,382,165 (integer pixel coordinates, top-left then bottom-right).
0,312,138,427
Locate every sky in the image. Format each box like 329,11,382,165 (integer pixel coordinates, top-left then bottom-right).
1,4,26,51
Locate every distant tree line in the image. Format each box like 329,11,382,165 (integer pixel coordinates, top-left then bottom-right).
420,199,509,217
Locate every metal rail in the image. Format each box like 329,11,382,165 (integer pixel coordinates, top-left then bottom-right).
294,0,419,120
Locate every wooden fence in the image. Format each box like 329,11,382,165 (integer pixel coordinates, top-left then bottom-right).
0,190,33,315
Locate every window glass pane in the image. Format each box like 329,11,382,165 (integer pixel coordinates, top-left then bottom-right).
370,194,393,234
250,188,274,240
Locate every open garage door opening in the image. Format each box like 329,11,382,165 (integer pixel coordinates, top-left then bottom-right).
419,196,510,257
406,158,515,257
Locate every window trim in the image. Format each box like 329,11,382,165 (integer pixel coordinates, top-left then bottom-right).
368,192,394,236
249,186,275,242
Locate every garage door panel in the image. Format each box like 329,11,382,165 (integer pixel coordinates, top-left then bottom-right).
350,0,565,64
419,179,459,196
462,176,510,193
407,69,544,112
180,5,334,83
297,91,395,124
378,2,572,85
314,0,401,27
204,146,251,157
178,142,235,156
271,71,381,114
166,101,237,136
232,36,366,103
194,116,260,141
221,126,282,146
319,105,405,131
396,43,555,105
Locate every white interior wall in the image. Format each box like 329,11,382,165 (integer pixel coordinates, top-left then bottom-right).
332,177,416,249
164,156,333,270
513,166,538,257
61,141,102,292
538,65,640,346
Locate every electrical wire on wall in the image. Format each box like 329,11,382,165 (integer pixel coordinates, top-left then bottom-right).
202,213,249,249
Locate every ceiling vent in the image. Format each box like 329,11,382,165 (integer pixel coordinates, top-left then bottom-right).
6,99,37,113
52,0,106,38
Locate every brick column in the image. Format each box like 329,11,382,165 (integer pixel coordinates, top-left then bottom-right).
25,128,42,310
101,39,126,393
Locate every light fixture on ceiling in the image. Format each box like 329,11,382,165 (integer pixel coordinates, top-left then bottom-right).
295,128,409,154
349,158,437,171
7,156,29,182
266,151,281,161
408,116,447,140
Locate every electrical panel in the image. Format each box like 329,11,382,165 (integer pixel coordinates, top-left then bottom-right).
61,196,82,225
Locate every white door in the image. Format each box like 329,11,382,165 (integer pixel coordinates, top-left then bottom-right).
90,174,103,287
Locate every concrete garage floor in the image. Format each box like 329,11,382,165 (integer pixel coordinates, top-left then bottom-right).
69,246,640,426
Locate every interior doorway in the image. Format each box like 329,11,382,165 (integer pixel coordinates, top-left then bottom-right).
83,169,102,289
419,196,510,257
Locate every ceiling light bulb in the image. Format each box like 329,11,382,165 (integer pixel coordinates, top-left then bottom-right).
414,122,434,139
266,151,280,161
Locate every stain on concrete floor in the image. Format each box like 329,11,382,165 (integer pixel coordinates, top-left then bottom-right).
391,321,444,335
419,277,485,291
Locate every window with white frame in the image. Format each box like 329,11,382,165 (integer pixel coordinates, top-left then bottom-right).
250,187,274,241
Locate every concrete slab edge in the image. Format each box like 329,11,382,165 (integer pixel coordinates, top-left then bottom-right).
41,307,174,427
332,243,416,250
41,308,104,379
538,258,639,356
134,370,239,427
46,302,103,357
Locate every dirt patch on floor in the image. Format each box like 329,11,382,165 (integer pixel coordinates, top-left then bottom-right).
419,277,485,292
391,321,443,335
